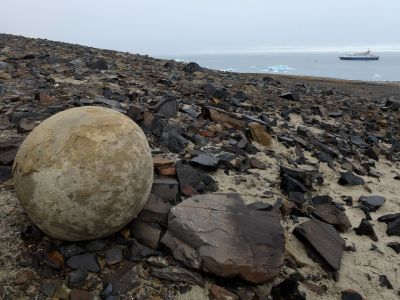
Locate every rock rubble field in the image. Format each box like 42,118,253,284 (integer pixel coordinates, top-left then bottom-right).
1,34,400,299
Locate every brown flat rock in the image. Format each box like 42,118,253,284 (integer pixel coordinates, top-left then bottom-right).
313,204,352,232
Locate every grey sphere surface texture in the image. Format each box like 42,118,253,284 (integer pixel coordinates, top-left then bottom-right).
13,106,153,241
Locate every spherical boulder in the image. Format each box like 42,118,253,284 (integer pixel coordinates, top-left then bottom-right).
13,106,153,241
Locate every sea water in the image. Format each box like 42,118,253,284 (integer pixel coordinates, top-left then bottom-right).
161,51,400,82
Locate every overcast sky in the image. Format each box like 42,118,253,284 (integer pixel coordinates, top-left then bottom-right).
1,0,399,55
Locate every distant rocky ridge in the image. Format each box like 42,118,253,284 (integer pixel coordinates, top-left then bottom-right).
1,33,400,299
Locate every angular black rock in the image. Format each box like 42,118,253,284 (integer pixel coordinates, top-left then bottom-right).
280,91,300,101
379,274,393,289
338,172,365,186
203,82,219,98
341,290,363,300
311,195,333,205
288,191,308,206
103,265,141,295
293,219,345,271
88,58,108,70
153,98,177,118
377,213,400,223
354,219,378,241
386,217,400,236
359,203,372,220
130,220,163,249
281,174,308,194
183,62,202,73
85,239,107,252
66,253,100,273
280,165,317,187
136,193,172,227
387,242,400,253
67,267,88,288
0,137,23,165
20,224,43,242
124,239,160,262
329,111,343,118
270,277,306,300
59,244,86,259
176,161,218,194
190,153,220,169
105,247,123,265
0,166,12,183
350,136,369,149
176,161,205,193
359,196,385,212
151,176,179,202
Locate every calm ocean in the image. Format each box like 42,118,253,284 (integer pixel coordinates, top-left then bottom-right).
161,51,400,82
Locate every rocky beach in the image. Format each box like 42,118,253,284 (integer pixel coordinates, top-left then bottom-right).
1,33,400,299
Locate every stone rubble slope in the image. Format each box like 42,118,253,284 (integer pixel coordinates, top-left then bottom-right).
1,33,400,299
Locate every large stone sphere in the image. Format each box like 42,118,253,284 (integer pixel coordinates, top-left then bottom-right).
13,106,153,241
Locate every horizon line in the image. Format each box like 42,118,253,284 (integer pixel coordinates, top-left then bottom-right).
153,46,400,56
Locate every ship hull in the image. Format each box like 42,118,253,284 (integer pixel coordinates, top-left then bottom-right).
339,56,379,60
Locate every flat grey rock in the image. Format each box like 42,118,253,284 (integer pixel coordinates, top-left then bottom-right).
161,193,285,283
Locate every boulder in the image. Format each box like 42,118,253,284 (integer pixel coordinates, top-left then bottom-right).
13,106,153,241
161,193,285,283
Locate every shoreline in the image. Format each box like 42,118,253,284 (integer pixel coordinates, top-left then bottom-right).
2,32,400,86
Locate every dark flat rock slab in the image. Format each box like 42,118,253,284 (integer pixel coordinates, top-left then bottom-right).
378,213,400,223
359,196,385,212
293,219,345,271
338,172,365,186
311,195,333,205
190,153,220,169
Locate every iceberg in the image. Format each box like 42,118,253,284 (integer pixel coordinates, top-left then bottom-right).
220,67,234,72
263,65,294,73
